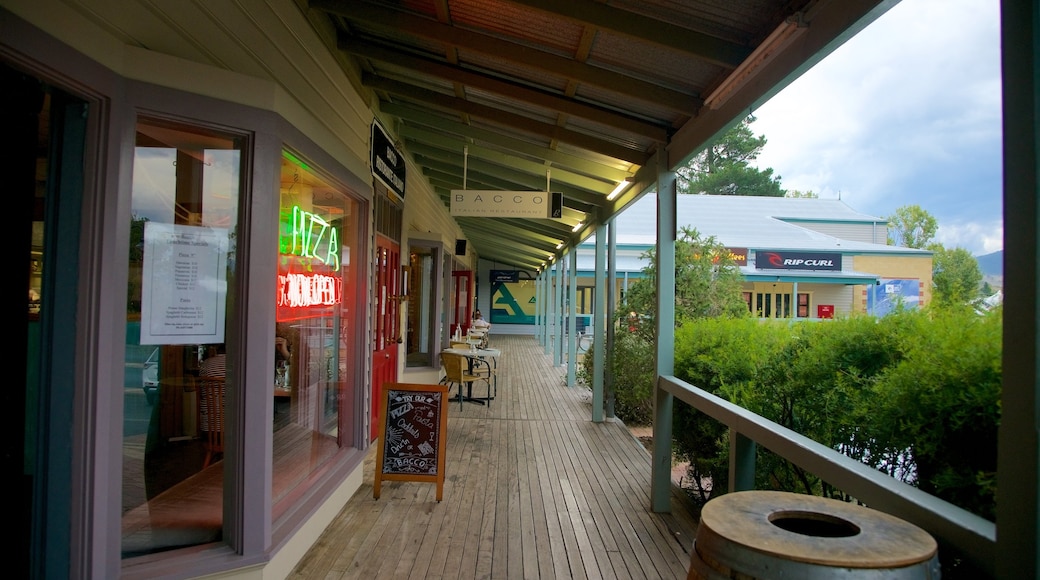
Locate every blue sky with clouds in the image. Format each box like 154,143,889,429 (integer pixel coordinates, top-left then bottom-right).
749,0,1002,256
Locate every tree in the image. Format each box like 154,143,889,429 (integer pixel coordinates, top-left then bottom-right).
621,227,748,336
929,243,983,308
785,189,818,198
676,115,785,197
887,204,938,248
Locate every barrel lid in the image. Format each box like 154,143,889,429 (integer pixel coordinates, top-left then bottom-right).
698,490,938,568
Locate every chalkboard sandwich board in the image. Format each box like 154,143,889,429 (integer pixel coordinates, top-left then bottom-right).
374,383,449,501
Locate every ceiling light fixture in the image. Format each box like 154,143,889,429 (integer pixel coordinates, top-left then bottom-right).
556,242,564,249
703,13,807,111
572,222,583,232
607,179,631,201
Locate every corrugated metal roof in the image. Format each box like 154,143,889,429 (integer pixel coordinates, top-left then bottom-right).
305,0,893,270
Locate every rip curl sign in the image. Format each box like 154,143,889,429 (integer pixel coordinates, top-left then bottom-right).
755,251,841,271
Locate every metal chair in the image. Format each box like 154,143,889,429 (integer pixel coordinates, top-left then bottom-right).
440,351,491,409
196,377,226,468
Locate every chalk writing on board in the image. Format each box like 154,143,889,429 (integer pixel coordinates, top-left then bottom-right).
381,390,442,476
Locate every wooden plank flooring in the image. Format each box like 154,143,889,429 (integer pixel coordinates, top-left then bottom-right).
289,335,699,579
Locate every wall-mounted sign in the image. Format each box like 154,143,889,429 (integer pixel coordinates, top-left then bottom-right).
725,247,748,266
490,270,519,283
140,222,229,345
867,278,922,317
371,121,405,202
755,251,841,271
450,190,560,218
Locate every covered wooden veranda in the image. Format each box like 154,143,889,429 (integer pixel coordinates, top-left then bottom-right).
289,335,700,579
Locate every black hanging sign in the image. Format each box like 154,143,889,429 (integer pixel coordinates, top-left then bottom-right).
373,383,449,501
371,121,406,202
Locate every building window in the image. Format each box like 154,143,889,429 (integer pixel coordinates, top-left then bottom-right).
273,151,360,519
750,284,804,319
121,118,244,557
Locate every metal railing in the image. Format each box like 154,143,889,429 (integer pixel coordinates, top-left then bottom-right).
652,374,996,576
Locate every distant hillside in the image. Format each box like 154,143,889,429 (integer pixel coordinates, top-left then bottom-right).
976,250,1003,276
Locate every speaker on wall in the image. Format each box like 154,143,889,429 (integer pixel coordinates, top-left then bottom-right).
455,239,467,256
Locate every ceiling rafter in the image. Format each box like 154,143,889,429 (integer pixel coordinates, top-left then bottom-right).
454,215,564,246
381,102,635,182
312,0,702,113
407,142,609,207
401,126,615,194
365,75,650,164
504,0,751,68
342,37,670,142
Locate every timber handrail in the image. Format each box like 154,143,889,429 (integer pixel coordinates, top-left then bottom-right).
652,374,996,576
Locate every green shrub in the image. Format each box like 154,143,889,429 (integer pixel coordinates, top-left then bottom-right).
604,306,1002,520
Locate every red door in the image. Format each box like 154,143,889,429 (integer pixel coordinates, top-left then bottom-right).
371,235,400,441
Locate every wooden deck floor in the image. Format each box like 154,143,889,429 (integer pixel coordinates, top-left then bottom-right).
288,334,699,579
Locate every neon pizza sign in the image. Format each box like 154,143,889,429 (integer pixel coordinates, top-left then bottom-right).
277,205,343,321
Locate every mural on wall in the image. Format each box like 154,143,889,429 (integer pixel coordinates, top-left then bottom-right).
868,279,921,317
490,270,536,324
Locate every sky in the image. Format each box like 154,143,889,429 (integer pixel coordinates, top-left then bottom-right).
748,0,1003,256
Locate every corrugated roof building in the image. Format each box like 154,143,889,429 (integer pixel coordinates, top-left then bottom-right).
577,194,933,318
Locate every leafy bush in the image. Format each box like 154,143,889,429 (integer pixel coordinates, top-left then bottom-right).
606,306,1001,520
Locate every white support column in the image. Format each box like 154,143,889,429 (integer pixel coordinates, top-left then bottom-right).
536,271,543,345
567,247,577,388
593,223,607,420
554,258,564,366
651,154,677,513
606,219,617,419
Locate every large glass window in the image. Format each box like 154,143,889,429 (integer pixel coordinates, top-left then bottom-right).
121,119,242,557
272,151,359,518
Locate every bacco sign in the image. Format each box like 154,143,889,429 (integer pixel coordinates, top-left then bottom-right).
450,190,563,218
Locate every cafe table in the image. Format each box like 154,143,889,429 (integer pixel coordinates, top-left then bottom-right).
443,346,501,401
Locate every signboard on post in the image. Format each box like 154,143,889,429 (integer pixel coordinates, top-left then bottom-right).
373,383,449,501
371,121,406,202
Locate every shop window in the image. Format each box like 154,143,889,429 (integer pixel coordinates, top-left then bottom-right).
121,119,243,557
751,284,796,319
273,151,360,518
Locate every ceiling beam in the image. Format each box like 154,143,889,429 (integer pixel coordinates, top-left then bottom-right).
343,38,670,142
400,125,616,194
381,102,635,182
367,77,650,165
452,215,570,245
469,215,579,240
504,0,750,68
463,233,555,263
408,142,608,207
312,0,702,113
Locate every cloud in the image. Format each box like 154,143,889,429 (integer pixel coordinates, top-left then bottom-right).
751,0,1002,255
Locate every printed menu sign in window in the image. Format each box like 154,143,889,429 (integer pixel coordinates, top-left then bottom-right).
140,222,229,345
374,383,449,502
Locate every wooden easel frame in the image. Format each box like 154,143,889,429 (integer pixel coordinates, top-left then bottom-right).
373,382,449,501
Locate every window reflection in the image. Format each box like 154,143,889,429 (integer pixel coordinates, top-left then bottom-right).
272,152,357,518
121,120,241,557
